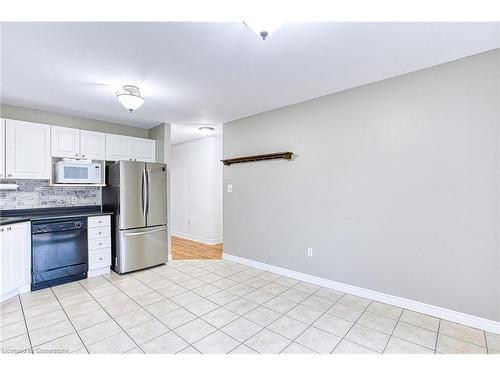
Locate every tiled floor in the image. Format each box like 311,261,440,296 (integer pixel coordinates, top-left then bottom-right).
1,259,498,354
171,236,223,260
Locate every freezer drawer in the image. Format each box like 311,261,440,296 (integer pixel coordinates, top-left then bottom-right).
116,225,168,274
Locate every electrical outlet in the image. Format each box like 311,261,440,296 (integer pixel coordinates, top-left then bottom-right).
227,184,233,193
307,248,313,257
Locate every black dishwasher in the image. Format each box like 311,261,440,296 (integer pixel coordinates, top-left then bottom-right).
31,217,88,291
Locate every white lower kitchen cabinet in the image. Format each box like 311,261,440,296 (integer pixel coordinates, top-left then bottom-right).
5,119,51,179
87,215,112,277
0,221,31,302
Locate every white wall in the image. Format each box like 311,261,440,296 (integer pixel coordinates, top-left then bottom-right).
223,49,500,322
171,136,223,244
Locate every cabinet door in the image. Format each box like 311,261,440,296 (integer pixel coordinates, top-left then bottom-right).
81,130,106,160
134,138,156,162
1,222,30,295
105,134,134,161
5,120,51,179
0,119,5,178
51,126,80,158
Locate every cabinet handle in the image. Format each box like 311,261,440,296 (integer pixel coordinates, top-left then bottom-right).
7,174,12,177
7,227,11,231
75,153,78,157
99,257,103,261
0,229,3,232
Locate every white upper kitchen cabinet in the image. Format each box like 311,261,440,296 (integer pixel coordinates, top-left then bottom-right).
80,130,106,160
51,126,80,158
5,119,51,179
106,134,155,162
0,222,31,302
106,134,134,161
135,138,156,162
0,119,5,178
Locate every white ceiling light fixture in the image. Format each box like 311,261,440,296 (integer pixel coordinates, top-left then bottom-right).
243,21,283,40
199,126,215,136
116,85,145,112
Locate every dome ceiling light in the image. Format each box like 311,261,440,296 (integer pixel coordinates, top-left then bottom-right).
199,126,215,136
116,85,145,112
243,21,283,40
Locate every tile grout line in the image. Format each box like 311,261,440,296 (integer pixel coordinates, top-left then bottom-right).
15,295,34,354
381,307,404,353
433,318,442,354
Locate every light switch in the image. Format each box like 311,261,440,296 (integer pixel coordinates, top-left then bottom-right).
227,184,233,193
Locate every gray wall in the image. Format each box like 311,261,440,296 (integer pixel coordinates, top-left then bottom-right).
223,49,500,321
1,104,148,137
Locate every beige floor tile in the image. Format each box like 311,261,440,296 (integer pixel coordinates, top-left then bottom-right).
88,285,121,299
333,339,377,354
21,293,57,309
295,326,341,354
96,292,130,305
157,308,197,330
439,320,486,347
345,324,390,353
26,309,68,331
293,282,320,294
201,307,238,328
192,284,222,297
221,317,263,342
286,304,322,325
262,296,297,314
225,284,255,297
399,310,439,332
0,333,31,354
267,316,309,340
229,344,259,354
124,285,155,298
126,318,169,345
63,300,101,318
147,278,176,291
436,334,486,354
198,273,223,283
181,278,206,290
69,308,110,331
102,300,141,318
244,306,281,326
132,291,166,307
174,318,216,343
384,337,433,354
87,331,136,354
140,331,188,353
326,302,364,322
258,283,289,296
125,346,145,354
301,295,334,313
279,288,310,304
225,298,259,315
78,319,122,346
53,284,85,300
1,297,21,315
176,345,200,354
392,321,437,349
33,332,84,354
208,290,240,305
1,321,27,342
273,276,300,288
313,288,344,302
112,278,144,291
357,311,397,334
366,302,403,320
281,342,316,354
144,299,179,317
29,320,74,347
23,301,61,319
114,308,154,330
313,314,353,337
244,328,291,354
0,310,24,327
184,298,219,316
193,330,240,354
338,294,371,310
59,292,93,307
486,332,500,353
243,277,270,289
79,276,110,290
170,291,203,306
257,271,281,282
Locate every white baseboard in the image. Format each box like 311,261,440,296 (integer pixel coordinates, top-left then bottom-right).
223,253,500,334
171,231,222,245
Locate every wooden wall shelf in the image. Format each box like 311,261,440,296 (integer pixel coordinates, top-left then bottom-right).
221,152,293,166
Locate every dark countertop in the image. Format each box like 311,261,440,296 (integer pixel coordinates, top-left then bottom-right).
0,206,114,226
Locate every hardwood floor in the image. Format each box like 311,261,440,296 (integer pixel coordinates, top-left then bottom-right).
171,236,223,260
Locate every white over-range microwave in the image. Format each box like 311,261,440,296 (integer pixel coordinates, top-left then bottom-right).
55,160,101,184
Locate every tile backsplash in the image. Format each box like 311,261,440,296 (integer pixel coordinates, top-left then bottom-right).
0,180,101,210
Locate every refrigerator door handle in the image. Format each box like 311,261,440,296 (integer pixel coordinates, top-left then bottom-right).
146,168,151,218
123,227,166,236
141,169,147,218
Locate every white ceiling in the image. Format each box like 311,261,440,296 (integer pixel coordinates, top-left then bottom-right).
1,22,499,132
171,123,222,145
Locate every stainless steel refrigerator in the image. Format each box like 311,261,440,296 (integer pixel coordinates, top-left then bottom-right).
103,161,168,274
